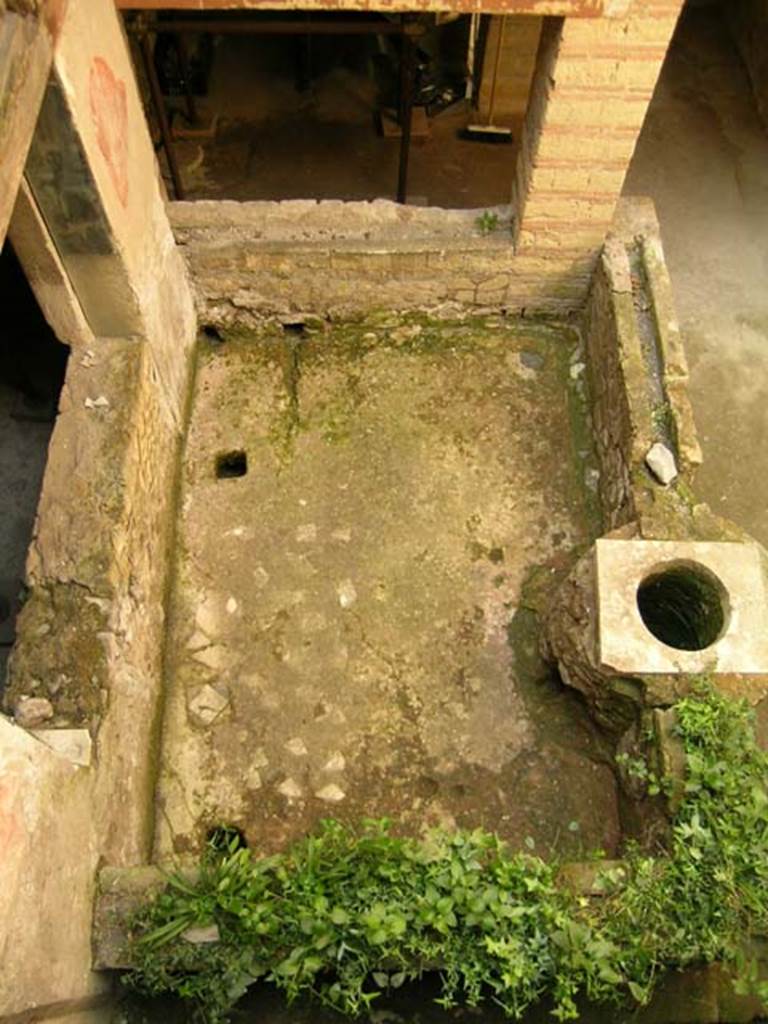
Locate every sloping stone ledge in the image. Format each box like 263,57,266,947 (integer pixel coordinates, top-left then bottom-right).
583,195,703,534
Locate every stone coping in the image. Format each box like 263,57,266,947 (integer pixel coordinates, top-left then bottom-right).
170,199,515,250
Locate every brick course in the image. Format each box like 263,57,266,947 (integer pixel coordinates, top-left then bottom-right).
513,3,684,281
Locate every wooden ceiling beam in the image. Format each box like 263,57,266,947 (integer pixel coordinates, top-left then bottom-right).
114,0,621,20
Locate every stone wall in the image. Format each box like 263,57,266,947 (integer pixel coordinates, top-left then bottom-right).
0,337,194,1022
0,720,112,1020
168,2,685,324
0,0,197,1017
544,195,766,755
727,1,768,134
582,237,640,531
583,196,701,532
158,3,684,322
170,199,594,321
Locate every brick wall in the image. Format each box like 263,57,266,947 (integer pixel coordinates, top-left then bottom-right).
513,3,684,280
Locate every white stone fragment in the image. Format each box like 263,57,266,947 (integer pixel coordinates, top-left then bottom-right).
337,579,358,609
84,395,110,409
569,362,585,380
32,728,92,767
186,630,210,651
331,527,352,543
182,924,220,944
13,696,54,729
226,597,238,615
296,523,317,543
315,783,346,803
323,751,346,773
645,442,678,485
188,684,229,726
192,645,230,670
285,737,308,757
195,595,221,636
278,777,304,800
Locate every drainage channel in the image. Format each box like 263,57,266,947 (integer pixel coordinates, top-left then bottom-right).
627,241,674,451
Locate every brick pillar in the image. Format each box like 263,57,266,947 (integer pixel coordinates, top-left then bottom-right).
512,2,684,276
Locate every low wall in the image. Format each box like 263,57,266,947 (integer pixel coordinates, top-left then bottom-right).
170,199,596,323
583,196,702,533
0,326,195,1017
543,195,768,741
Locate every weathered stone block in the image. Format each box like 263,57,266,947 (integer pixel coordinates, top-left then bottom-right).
596,539,768,676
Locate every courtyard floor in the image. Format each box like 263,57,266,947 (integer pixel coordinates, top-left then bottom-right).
152,315,618,863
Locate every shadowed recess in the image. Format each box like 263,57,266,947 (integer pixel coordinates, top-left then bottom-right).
637,562,728,652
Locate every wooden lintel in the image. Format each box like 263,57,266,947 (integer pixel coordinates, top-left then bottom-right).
114,0,615,19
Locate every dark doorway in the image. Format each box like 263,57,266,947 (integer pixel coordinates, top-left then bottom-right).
126,10,524,209
0,241,68,691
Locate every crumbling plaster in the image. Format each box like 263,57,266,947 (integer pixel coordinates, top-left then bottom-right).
0,0,197,1018
0,0,64,241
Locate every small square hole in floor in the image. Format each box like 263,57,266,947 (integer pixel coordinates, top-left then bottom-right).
215,450,247,479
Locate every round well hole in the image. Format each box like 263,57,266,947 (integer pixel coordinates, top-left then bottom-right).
636,561,729,652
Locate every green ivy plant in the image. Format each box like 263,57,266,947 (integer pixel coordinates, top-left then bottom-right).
125,686,768,1022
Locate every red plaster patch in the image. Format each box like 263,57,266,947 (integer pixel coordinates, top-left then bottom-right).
89,57,129,208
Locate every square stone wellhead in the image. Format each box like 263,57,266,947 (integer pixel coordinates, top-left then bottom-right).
595,539,768,675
